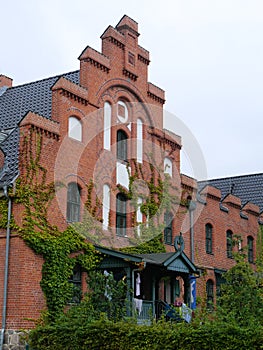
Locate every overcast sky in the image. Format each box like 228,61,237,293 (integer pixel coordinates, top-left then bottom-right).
1,0,263,180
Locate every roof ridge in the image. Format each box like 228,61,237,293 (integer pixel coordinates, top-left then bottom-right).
8,70,80,90
198,172,263,183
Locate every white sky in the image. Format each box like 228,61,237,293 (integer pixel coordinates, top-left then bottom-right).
1,0,263,180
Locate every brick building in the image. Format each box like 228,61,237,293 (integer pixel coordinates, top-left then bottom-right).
0,15,262,348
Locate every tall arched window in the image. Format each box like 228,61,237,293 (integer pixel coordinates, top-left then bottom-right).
206,279,214,309
205,223,213,254
67,182,81,222
103,184,110,229
247,236,254,263
104,102,111,150
226,230,233,258
136,197,143,236
117,130,128,161
164,211,173,245
164,157,172,177
116,193,127,236
137,118,143,163
68,116,82,141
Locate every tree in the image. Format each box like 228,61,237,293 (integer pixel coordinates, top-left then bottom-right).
216,257,263,327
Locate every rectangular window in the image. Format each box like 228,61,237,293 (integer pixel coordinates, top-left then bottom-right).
67,183,80,222
68,265,82,304
116,194,127,236
164,212,173,245
248,237,254,263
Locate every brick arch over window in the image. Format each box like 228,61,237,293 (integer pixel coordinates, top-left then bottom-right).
97,81,155,127
67,182,81,222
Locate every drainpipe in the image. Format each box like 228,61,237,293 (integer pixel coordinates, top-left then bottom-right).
188,200,196,263
1,186,12,350
188,200,196,309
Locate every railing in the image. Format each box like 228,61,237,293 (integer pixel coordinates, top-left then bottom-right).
155,300,183,322
134,299,155,325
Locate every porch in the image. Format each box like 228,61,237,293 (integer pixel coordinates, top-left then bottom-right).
95,234,198,324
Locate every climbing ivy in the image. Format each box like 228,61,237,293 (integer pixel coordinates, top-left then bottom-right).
0,128,182,321
1,129,100,322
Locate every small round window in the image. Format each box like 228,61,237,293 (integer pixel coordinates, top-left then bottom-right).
117,101,128,123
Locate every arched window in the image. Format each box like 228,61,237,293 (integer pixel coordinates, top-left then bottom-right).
226,230,233,258
206,279,214,309
68,116,82,141
117,130,128,161
205,223,213,254
164,157,172,177
116,193,127,236
104,102,111,150
137,118,143,163
103,184,110,230
247,236,254,263
164,211,173,245
67,182,81,222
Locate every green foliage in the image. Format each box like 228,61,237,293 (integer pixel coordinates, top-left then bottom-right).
57,270,128,325
7,130,100,322
28,318,263,350
216,257,263,327
121,233,165,254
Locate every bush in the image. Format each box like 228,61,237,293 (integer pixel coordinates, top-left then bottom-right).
29,318,263,350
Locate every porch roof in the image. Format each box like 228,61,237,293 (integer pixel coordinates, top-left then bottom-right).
95,245,198,274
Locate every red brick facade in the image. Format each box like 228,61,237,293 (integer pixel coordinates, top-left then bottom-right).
0,15,261,334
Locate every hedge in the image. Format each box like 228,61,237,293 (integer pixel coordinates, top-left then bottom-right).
29,319,263,350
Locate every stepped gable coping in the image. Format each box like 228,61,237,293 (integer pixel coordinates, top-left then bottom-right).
19,111,60,136
116,15,139,36
147,82,165,103
163,128,181,147
101,25,125,46
78,46,110,70
181,173,197,190
148,127,181,150
222,193,242,209
51,76,89,102
138,45,150,64
241,201,260,216
199,184,222,201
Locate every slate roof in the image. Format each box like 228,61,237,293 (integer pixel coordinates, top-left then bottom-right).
0,70,79,187
198,173,263,212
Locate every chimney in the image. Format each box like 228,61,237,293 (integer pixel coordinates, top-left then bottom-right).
0,75,13,88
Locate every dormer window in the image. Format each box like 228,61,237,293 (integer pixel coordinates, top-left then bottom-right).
164,157,172,177
68,116,82,141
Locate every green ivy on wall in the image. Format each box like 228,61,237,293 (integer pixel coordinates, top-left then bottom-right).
0,129,100,322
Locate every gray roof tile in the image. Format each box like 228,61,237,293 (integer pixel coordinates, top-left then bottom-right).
0,70,79,186
198,173,263,212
